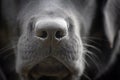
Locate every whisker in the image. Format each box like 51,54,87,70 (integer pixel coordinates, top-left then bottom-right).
0,44,12,51
83,44,102,53
83,47,100,71
84,50,99,60
0,47,13,55
0,44,16,59
82,39,101,46
82,73,92,80
82,55,89,67
82,36,106,41
3,52,15,60
86,49,102,72
85,52,100,72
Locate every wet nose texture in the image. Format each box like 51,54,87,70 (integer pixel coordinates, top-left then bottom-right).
35,18,68,40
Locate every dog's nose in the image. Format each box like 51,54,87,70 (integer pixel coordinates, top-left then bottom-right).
35,18,68,40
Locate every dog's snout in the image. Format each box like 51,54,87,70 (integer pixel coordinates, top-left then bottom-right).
35,18,68,40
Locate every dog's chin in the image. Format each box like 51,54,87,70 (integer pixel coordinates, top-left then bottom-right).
27,57,71,80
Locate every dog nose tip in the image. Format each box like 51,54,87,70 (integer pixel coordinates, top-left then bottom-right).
35,18,68,40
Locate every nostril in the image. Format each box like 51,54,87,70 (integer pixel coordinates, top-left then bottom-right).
35,18,68,40
55,31,65,39
36,31,48,38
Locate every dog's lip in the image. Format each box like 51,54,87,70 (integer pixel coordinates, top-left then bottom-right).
29,57,70,78
30,64,70,77
17,56,83,80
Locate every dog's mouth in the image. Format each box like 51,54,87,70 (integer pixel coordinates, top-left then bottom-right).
27,57,71,80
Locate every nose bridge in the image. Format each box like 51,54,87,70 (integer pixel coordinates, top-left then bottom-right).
35,18,68,40
35,18,67,30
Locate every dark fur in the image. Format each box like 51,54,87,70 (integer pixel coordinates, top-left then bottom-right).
0,0,120,80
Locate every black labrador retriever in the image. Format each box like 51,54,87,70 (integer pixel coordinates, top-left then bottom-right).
0,0,120,80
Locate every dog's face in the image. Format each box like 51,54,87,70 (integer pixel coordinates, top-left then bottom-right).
16,1,86,80
2,0,113,80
